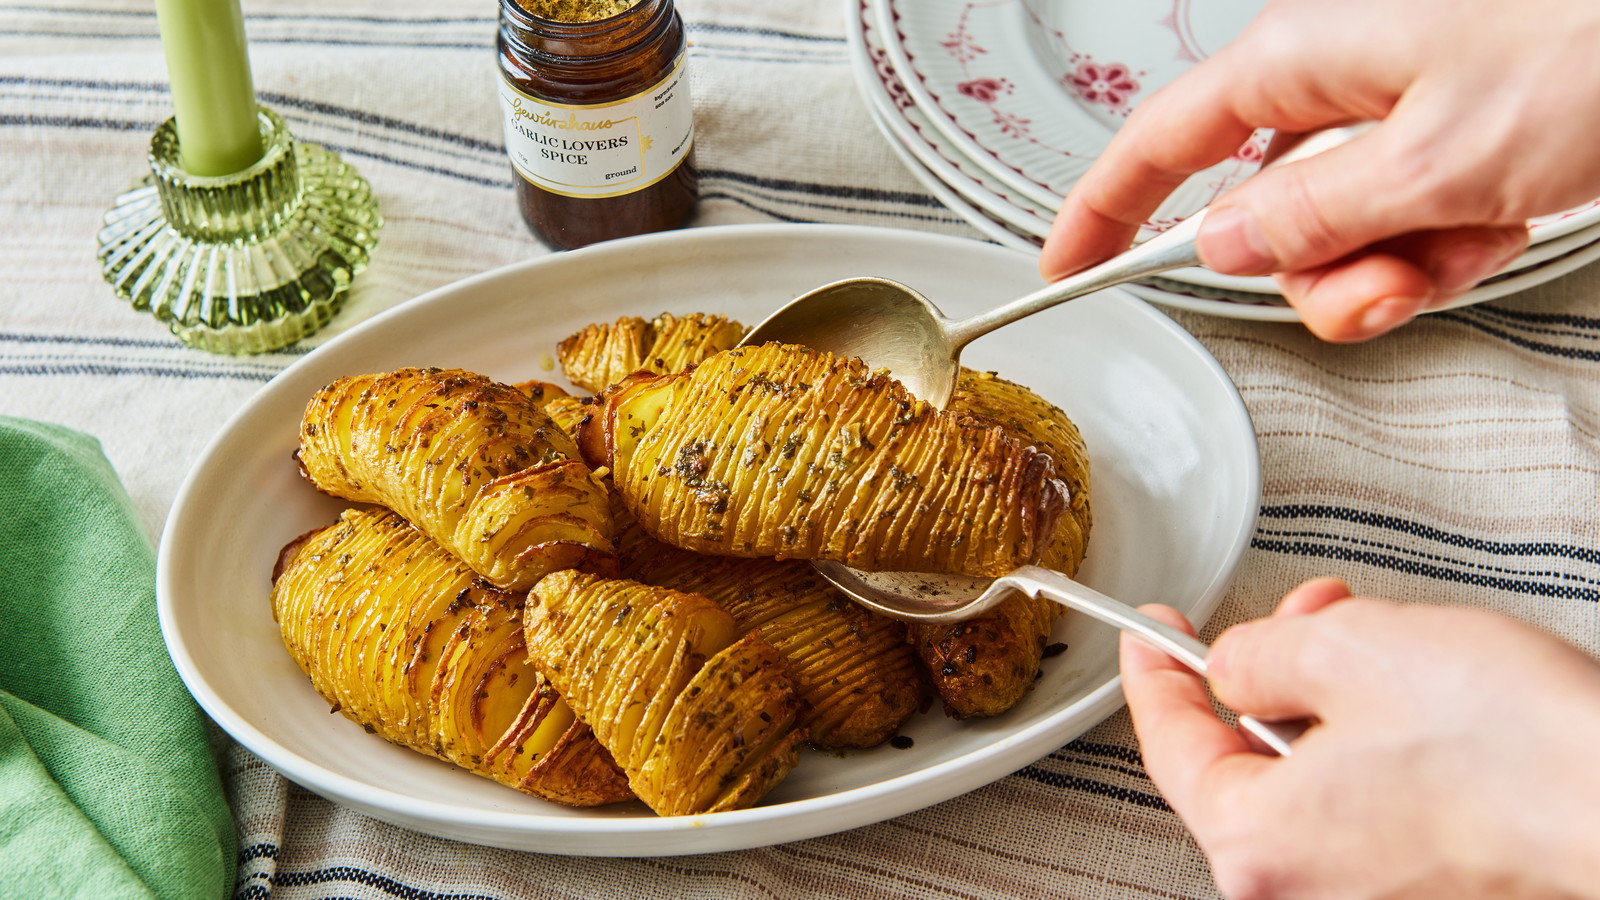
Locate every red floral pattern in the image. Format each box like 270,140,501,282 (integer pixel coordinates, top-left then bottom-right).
957,77,1012,104
1232,136,1266,164
1067,61,1140,109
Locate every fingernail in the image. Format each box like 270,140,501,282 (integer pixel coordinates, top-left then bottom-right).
1198,208,1278,274
1434,236,1526,295
1359,295,1428,335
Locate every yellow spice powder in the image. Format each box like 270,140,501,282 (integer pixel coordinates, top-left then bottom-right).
518,0,638,23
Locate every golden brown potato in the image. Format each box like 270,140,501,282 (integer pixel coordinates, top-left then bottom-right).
614,508,925,749
526,571,805,815
557,312,746,394
523,382,921,747
296,367,616,590
915,370,1094,717
574,343,1067,577
525,389,594,438
510,379,573,410
271,508,632,806
950,370,1091,572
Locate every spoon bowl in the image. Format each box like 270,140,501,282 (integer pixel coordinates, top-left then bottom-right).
813,562,1308,756
743,276,962,406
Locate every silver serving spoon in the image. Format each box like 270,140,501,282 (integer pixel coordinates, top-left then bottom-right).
740,125,1370,408
815,562,1310,756
739,130,1367,756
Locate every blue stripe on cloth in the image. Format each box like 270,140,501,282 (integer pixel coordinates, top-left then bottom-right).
1255,527,1600,589
1250,537,1600,601
0,20,843,57
1045,753,1151,784
1061,740,1145,767
1465,304,1600,330
1253,504,1600,600
0,331,217,351
1434,310,1600,361
1047,741,1153,784
1,6,847,46
237,843,278,864
1258,504,1600,564
244,864,558,900
0,361,280,382
1013,767,1170,812
0,100,947,215
699,191,962,227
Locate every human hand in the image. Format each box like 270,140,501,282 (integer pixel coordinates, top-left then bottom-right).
1041,0,1600,342
1121,580,1600,898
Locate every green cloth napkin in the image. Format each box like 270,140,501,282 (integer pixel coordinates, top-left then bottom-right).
0,417,236,900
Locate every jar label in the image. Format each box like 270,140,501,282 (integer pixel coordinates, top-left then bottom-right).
499,56,694,199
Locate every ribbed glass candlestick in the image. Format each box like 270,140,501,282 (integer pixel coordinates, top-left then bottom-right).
97,107,382,355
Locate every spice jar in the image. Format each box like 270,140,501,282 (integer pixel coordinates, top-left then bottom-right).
497,0,698,250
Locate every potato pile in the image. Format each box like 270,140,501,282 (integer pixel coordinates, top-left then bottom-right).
269,311,1092,816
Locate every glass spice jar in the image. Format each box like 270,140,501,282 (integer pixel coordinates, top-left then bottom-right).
497,0,698,250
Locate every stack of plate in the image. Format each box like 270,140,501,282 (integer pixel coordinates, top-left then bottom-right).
849,0,1600,321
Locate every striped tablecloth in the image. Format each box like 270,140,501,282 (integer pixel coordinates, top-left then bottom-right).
4,0,1598,897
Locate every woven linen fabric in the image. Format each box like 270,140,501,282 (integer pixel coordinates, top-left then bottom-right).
3,0,1599,897
0,418,236,900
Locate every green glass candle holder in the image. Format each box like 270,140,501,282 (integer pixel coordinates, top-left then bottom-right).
96,107,382,355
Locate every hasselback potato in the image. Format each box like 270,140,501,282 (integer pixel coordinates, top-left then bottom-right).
526,571,806,815
949,370,1091,573
527,383,922,748
615,509,924,749
296,367,616,590
575,343,1067,577
915,369,1094,717
558,312,745,394
271,508,632,806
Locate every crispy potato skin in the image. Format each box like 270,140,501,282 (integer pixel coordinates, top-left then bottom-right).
916,370,1094,718
526,571,806,816
270,508,632,806
614,506,926,749
509,380,572,410
580,344,1067,577
532,386,922,747
296,367,616,590
557,313,746,394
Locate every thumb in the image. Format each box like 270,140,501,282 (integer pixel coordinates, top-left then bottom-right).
1205,609,1353,722
1196,121,1483,277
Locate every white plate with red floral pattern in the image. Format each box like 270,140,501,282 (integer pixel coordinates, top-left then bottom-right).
852,0,1277,294
867,0,1600,261
874,0,1265,228
870,101,1600,323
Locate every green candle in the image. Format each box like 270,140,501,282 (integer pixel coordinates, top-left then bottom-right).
153,0,263,176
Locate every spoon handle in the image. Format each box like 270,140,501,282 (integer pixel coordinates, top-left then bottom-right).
942,123,1376,350
999,566,1309,757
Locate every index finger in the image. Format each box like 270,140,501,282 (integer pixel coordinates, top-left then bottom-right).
1040,14,1407,281
1041,80,1256,281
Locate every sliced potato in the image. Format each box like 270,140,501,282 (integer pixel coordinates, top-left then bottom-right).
557,312,746,394
545,318,1095,720
509,379,573,410
526,570,805,815
616,509,924,749
575,343,1067,577
270,508,632,806
915,370,1094,717
296,367,616,590
526,382,922,747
